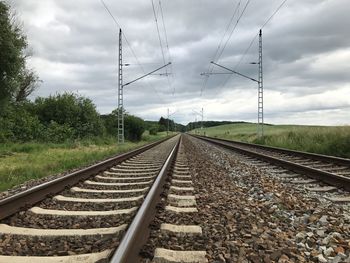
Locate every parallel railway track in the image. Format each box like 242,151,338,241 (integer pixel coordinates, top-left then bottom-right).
193,135,350,192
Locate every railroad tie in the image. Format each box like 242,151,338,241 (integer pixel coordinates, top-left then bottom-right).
83,179,152,186
167,194,197,207
70,186,149,193
172,174,192,179
165,206,198,213
53,194,144,203
290,179,317,184
104,171,156,177
0,223,127,237
95,175,156,181
160,223,202,236
0,249,113,263
169,186,194,192
29,206,137,216
153,248,208,263
306,186,337,192
171,179,192,185
326,196,350,203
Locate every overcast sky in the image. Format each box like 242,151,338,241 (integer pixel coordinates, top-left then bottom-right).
8,0,350,125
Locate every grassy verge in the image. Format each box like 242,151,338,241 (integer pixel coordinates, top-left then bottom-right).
190,123,350,158
0,131,175,192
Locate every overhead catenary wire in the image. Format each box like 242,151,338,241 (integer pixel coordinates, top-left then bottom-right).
151,0,172,95
235,0,288,69
151,0,166,66
214,0,250,63
201,0,250,95
210,0,289,92
212,1,242,64
158,0,175,95
201,0,242,96
100,0,166,103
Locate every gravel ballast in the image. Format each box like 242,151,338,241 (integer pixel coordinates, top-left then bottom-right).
142,135,350,263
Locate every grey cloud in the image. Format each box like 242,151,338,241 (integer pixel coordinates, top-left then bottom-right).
12,0,350,125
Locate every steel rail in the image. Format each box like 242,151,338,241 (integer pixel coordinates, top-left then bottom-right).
0,136,174,220
110,136,180,263
193,135,350,191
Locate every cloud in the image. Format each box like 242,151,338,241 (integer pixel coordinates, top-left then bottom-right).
9,0,350,125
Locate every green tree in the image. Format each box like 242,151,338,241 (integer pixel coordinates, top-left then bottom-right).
0,1,39,109
102,110,145,141
0,102,43,142
33,93,105,139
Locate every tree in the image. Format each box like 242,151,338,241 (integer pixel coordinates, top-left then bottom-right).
33,93,105,138
102,110,145,141
0,1,39,109
14,67,40,102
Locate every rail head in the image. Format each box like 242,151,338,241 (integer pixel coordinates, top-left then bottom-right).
0,136,174,220
110,135,180,263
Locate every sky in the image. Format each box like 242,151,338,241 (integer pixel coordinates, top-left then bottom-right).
8,0,350,125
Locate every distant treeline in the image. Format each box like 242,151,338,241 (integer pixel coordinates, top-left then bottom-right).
187,121,251,130
144,120,255,133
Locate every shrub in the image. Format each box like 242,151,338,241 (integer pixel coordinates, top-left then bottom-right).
149,125,158,135
124,115,145,141
102,111,146,142
0,103,43,142
34,93,105,139
39,121,75,143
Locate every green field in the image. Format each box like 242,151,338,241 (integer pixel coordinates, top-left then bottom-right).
190,123,350,158
0,132,174,192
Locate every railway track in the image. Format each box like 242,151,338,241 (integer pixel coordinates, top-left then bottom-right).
140,139,207,263
193,135,350,198
0,135,180,263
1,133,350,262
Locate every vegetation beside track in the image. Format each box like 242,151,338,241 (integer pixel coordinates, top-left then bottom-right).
190,123,350,158
0,132,175,192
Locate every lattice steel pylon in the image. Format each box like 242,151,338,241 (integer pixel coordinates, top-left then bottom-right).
257,29,264,138
117,29,124,143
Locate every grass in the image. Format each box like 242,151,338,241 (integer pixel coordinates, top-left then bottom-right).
190,123,350,158
0,131,174,192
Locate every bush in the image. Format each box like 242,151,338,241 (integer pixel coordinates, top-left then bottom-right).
34,93,105,138
0,103,43,142
149,126,158,135
39,121,75,143
124,115,145,141
158,124,166,132
102,111,146,142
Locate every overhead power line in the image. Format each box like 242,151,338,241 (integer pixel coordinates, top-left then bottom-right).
158,0,175,95
214,0,251,63
213,0,289,91
100,0,166,103
151,0,173,95
201,0,251,95
159,1,171,65
212,1,241,64
235,0,289,69
201,0,241,96
151,0,166,65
